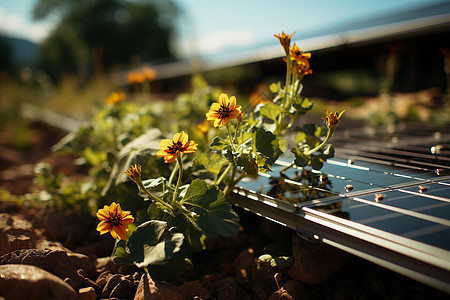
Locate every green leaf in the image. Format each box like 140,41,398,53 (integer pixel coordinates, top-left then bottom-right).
194,152,228,175
311,155,324,170
236,154,258,175
252,127,283,167
320,144,335,160
183,179,240,238
210,136,227,152
172,213,206,252
113,245,134,265
260,103,284,121
102,128,162,195
140,177,166,199
293,97,313,112
127,220,184,268
291,148,308,168
113,239,134,265
269,82,280,93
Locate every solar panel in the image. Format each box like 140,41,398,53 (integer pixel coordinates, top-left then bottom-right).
230,121,450,293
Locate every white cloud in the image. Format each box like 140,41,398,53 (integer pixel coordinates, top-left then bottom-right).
196,28,256,55
0,8,53,43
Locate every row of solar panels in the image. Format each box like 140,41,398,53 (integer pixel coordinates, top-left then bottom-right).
231,122,450,293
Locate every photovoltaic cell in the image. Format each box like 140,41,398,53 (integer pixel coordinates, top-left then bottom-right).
231,121,450,293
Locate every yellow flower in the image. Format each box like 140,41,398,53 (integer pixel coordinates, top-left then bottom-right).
124,164,141,182
105,92,126,105
197,120,210,135
206,93,242,127
289,43,311,61
322,109,347,130
274,31,295,53
157,131,198,163
96,202,134,240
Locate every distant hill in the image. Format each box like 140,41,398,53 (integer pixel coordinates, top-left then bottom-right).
0,35,39,68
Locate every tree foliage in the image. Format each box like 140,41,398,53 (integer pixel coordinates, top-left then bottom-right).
34,0,179,79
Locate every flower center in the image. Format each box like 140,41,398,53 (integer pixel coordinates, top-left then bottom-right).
167,141,184,154
218,104,232,119
108,212,122,228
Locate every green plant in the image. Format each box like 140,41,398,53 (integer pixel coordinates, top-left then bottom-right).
37,31,345,280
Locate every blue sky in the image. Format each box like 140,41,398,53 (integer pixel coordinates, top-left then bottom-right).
0,0,446,58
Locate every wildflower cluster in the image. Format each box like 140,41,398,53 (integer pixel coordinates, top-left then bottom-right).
92,30,345,280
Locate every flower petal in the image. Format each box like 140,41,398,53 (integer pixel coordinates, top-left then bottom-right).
164,153,177,163
156,149,168,157
96,221,110,234
228,96,237,108
183,141,198,153
218,93,228,106
113,224,128,240
96,208,110,220
177,131,188,145
159,139,172,150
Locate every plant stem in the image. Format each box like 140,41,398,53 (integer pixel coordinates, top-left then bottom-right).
232,171,247,186
305,127,335,156
226,123,236,152
136,180,173,211
216,163,232,185
223,164,237,196
280,162,295,175
172,155,183,204
168,161,179,187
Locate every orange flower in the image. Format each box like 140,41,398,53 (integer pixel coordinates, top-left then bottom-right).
105,92,126,105
124,164,141,182
322,109,347,130
206,93,242,127
96,202,134,240
157,131,198,163
289,43,311,61
274,31,295,53
293,60,312,76
141,66,156,81
127,71,145,84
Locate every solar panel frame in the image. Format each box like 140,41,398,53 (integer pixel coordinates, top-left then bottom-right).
230,122,450,293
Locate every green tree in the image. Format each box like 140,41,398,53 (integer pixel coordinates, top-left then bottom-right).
34,0,179,79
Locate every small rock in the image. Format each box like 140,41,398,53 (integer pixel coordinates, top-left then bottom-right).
288,235,348,284
110,278,137,299
79,286,97,300
96,256,121,274
256,254,279,287
0,264,78,300
0,213,37,255
36,239,70,252
252,280,276,300
68,252,96,279
215,276,246,300
268,280,311,300
0,249,82,288
102,273,123,298
178,280,212,299
77,269,101,293
134,273,184,300
75,238,115,257
31,208,83,243
231,248,257,287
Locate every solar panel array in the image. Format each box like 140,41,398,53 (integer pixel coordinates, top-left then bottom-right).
232,121,450,293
